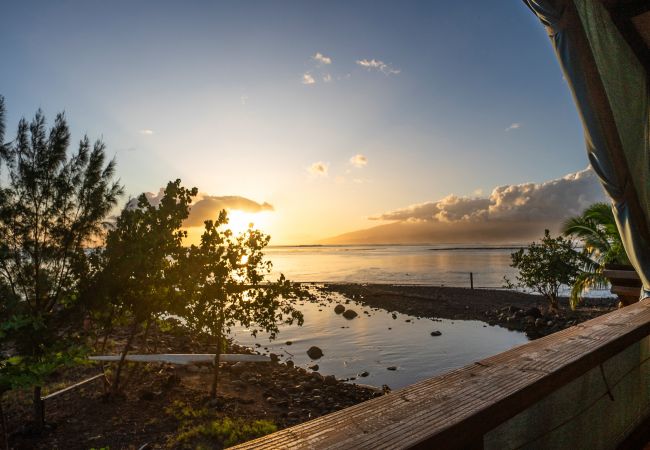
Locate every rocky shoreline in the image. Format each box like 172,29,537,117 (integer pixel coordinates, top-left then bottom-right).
6,324,380,449
6,284,619,448
322,283,618,339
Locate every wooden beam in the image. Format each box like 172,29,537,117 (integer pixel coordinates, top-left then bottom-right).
233,298,650,449
89,353,270,365
41,374,106,401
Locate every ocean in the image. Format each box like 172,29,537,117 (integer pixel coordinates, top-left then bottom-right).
267,244,526,288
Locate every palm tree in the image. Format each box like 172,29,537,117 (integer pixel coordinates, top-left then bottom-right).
562,202,629,308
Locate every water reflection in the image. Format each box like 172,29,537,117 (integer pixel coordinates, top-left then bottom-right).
231,292,528,389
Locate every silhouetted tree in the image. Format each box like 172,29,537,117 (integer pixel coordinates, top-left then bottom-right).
0,96,123,428
182,211,304,398
98,180,197,395
505,230,587,310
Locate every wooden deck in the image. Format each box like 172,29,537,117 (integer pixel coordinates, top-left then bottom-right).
234,298,650,449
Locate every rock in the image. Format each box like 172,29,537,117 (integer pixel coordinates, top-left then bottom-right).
324,375,337,385
535,318,544,327
359,371,369,377
392,313,397,319
231,379,247,389
342,309,358,320
387,366,397,371
138,389,155,401
507,305,521,314
231,362,246,374
547,321,554,327
405,319,411,323
286,341,293,345
308,364,319,371
307,346,324,359
525,307,543,318
270,353,279,363
286,360,295,368
430,330,442,336
164,374,181,389
334,304,345,314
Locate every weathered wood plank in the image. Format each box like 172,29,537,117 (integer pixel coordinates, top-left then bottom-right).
611,285,641,297
603,269,641,280
89,353,270,365
233,299,650,449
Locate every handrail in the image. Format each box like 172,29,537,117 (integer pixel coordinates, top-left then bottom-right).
40,373,106,401
233,298,650,449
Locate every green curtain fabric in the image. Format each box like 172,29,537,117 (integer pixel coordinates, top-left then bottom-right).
526,0,650,298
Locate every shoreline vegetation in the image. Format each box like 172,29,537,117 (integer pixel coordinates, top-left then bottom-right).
4,284,616,449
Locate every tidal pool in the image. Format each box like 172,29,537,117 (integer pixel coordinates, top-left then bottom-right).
231,291,528,390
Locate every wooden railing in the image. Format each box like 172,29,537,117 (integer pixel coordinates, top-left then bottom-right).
234,298,650,449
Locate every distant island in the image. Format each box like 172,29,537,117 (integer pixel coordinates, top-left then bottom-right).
319,220,560,245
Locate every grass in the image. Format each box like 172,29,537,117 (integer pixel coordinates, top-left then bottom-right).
166,401,276,448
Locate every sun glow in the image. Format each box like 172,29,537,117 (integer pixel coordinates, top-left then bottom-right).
225,210,273,236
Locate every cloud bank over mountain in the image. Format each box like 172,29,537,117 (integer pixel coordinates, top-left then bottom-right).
128,191,273,228
323,168,607,245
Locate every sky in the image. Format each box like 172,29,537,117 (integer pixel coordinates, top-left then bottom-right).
0,1,603,244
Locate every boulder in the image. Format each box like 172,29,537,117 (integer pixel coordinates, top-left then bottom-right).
342,309,358,320
308,364,319,371
334,304,345,314
430,330,442,336
307,346,324,359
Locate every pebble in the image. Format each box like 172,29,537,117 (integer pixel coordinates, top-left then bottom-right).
430,330,442,336
387,366,397,371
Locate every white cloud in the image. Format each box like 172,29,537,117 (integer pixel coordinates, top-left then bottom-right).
308,161,329,176
349,154,368,168
302,73,316,85
505,123,521,132
139,129,154,135
313,52,332,65
356,58,401,75
371,168,606,224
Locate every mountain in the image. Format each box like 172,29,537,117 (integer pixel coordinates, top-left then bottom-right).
320,220,559,245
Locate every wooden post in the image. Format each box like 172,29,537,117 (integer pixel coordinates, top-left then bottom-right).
33,387,44,431
470,272,474,290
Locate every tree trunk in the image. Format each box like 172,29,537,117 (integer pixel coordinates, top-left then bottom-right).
0,396,9,450
111,320,139,396
141,317,152,352
33,386,44,432
210,326,223,399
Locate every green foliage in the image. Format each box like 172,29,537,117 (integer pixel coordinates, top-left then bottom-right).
562,202,628,308
174,417,277,448
183,211,305,339
98,180,197,324
91,180,197,392
0,96,122,404
182,210,305,396
505,230,587,309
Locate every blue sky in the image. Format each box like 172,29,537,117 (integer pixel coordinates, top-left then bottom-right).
0,1,593,243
